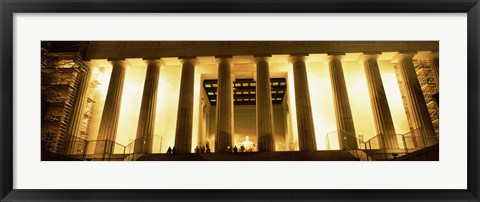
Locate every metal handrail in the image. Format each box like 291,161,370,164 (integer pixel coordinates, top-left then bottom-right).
325,130,374,161
325,127,439,160
60,134,165,161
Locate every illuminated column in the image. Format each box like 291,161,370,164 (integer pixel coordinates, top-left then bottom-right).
134,59,162,154
198,97,210,148
174,57,197,153
214,56,234,153
283,104,293,151
328,53,358,150
290,54,316,151
63,61,92,155
363,52,399,149
394,51,436,146
95,59,126,155
428,50,439,85
255,55,275,152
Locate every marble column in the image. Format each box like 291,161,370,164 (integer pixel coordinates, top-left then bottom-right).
290,54,316,151
134,59,162,154
174,57,197,153
63,61,92,155
214,56,234,153
328,53,358,150
95,59,126,155
255,55,275,152
363,52,399,149
428,50,439,85
394,51,437,147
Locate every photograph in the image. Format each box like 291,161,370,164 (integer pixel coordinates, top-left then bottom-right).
40,41,440,161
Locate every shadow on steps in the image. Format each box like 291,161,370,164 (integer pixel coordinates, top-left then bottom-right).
137,150,359,161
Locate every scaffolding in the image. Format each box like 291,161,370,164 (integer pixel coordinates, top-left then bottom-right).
73,74,103,154
41,47,89,153
393,60,440,136
414,60,439,135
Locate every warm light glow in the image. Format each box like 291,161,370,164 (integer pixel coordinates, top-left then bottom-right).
305,56,410,150
191,71,202,152
86,66,112,141
94,67,110,97
86,55,411,153
154,65,181,152
286,65,299,151
115,65,147,146
343,60,377,142
240,136,255,152
307,61,337,150
378,60,410,135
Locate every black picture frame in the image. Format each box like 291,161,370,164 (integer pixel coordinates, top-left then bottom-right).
1,0,479,201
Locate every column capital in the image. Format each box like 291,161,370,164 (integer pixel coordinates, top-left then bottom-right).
108,58,126,66
327,52,346,61
143,58,164,66
215,55,233,64
179,56,197,65
254,54,272,63
362,51,382,60
392,50,417,62
289,53,309,63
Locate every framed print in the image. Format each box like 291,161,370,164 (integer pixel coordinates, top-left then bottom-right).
1,0,479,201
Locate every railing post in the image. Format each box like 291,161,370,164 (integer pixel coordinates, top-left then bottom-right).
159,136,163,153
325,133,330,150
132,139,136,161
102,140,107,161
411,128,418,148
83,140,88,160
123,145,126,160
109,141,113,161
379,133,388,160
423,128,428,148
111,141,115,161
107,141,112,161
402,134,408,154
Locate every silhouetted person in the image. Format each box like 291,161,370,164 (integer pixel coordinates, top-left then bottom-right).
172,146,177,154
206,145,211,154
194,146,200,154
233,146,238,153
240,145,245,152
392,153,399,158
167,146,172,154
200,146,205,154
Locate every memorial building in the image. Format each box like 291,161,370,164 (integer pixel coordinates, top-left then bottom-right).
41,41,439,161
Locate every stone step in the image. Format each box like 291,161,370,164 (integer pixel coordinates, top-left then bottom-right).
137,150,359,161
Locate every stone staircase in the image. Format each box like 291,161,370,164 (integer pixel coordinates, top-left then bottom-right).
137,150,359,161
